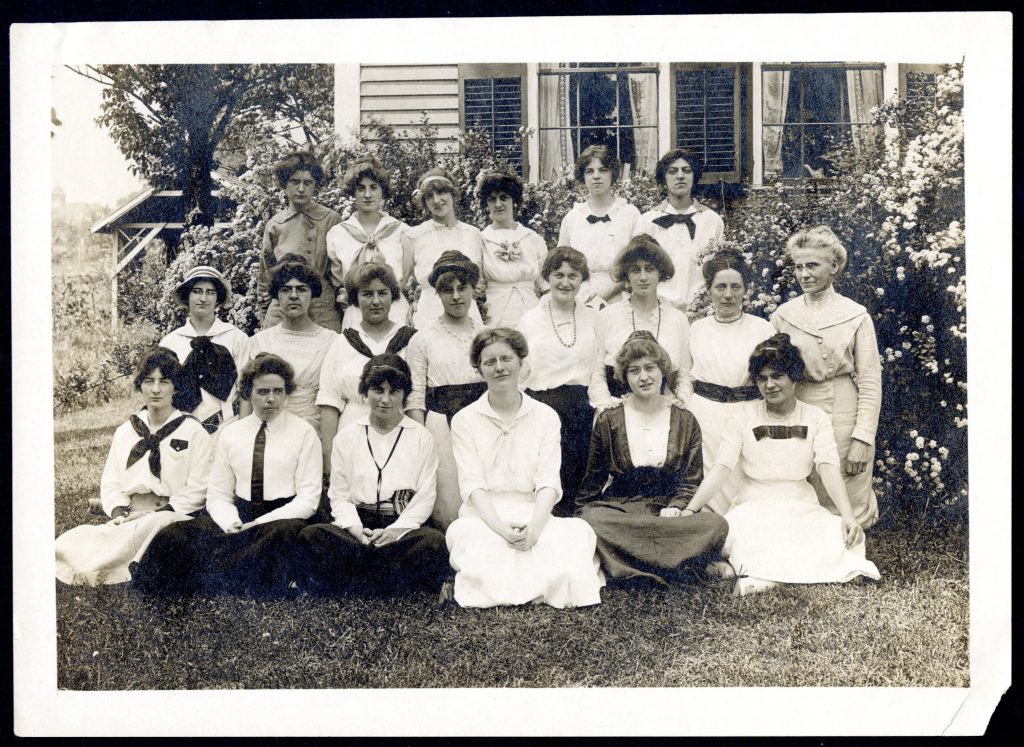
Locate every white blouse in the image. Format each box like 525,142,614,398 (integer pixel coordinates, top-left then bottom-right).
316,325,413,413
100,409,213,516
683,313,775,400
328,415,438,538
205,411,322,530
623,403,671,468
159,318,251,423
557,197,640,300
402,220,486,328
451,392,563,502
325,213,408,292
406,319,483,413
249,323,336,429
517,297,601,391
589,299,693,406
634,199,725,309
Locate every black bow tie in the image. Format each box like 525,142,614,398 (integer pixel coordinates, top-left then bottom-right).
586,214,611,224
126,414,189,478
652,212,697,239
752,425,808,441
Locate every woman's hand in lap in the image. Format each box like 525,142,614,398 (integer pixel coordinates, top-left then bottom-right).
844,439,871,476
345,526,372,545
659,507,683,518
367,527,403,547
840,516,863,548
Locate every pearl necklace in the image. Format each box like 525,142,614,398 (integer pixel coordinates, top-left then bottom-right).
714,312,744,324
548,299,577,348
439,317,476,346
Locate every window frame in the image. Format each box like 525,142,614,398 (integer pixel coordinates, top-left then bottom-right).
898,63,947,100
536,62,660,179
669,62,750,185
458,63,528,176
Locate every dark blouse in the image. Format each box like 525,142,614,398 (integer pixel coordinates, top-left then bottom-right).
576,402,703,509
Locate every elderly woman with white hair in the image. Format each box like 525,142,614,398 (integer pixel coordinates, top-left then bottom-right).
401,167,486,328
771,226,883,528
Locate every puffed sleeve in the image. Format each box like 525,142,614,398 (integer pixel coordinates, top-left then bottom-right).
530,406,563,499
451,410,487,502
390,426,439,534
205,434,242,530
406,330,428,413
168,423,213,515
575,410,612,506
254,421,322,524
851,314,882,445
99,423,132,516
667,409,703,509
315,338,347,411
328,426,360,529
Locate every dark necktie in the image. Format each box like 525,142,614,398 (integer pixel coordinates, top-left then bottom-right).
126,414,188,478
251,421,268,504
586,214,611,224
752,425,809,441
652,212,698,240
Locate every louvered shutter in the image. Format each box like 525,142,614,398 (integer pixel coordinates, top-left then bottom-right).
463,77,524,174
674,66,741,182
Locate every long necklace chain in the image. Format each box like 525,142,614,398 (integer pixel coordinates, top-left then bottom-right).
439,316,476,347
548,299,577,348
631,303,662,339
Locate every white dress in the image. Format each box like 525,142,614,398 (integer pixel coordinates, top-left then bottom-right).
557,197,640,306
406,318,485,529
634,199,725,309
716,400,881,585
325,213,410,329
159,318,251,429
249,323,336,430
402,220,485,328
480,224,547,327
55,409,212,586
446,392,605,608
316,324,417,432
683,313,774,514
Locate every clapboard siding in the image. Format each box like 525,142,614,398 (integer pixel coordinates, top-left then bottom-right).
359,65,460,146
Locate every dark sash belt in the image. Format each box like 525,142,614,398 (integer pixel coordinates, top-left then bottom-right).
236,495,296,524
525,384,590,411
425,382,488,425
693,380,762,403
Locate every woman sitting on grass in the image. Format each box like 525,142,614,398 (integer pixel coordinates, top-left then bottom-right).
132,353,322,597
576,332,729,586
684,334,881,596
300,355,449,596
445,328,605,608
55,347,213,586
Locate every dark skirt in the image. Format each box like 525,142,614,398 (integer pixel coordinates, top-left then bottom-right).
525,384,594,515
131,498,309,597
426,382,488,425
298,523,449,595
579,498,728,585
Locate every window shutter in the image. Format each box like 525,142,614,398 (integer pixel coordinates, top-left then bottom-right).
674,66,740,182
463,77,523,174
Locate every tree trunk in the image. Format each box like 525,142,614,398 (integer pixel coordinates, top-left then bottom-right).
180,66,221,229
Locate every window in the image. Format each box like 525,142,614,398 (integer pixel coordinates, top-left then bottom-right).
537,63,659,181
762,63,884,180
671,63,748,183
459,64,526,175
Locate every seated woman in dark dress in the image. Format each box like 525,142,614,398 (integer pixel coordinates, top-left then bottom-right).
577,331,728,585
299,354,449,595
132,353,322,596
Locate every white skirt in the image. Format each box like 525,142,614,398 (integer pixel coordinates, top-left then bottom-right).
723,492,881,586
445,492,605,608
685,393,750,515
55,511,192,586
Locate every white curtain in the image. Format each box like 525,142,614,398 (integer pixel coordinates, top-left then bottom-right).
846,69,884,155
627,73,658,177
539,64,575,181
761,69,790,177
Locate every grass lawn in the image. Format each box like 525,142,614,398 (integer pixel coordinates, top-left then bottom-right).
53,396,969,690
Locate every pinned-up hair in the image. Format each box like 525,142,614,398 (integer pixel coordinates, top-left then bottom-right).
358,353,413,401
614,234,675,283
785,226,848,275
541,246,590,283
702,249,754,288
239,353,297,399
269,254,324,299
748,333,807,383
345,262,401,307
574,144,621,185
341,156,393,199
613,331,678,394
655,148,705,191
469,327,529,370
273,151,325,189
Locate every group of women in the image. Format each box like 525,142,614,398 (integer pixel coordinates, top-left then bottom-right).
55,145,882,606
